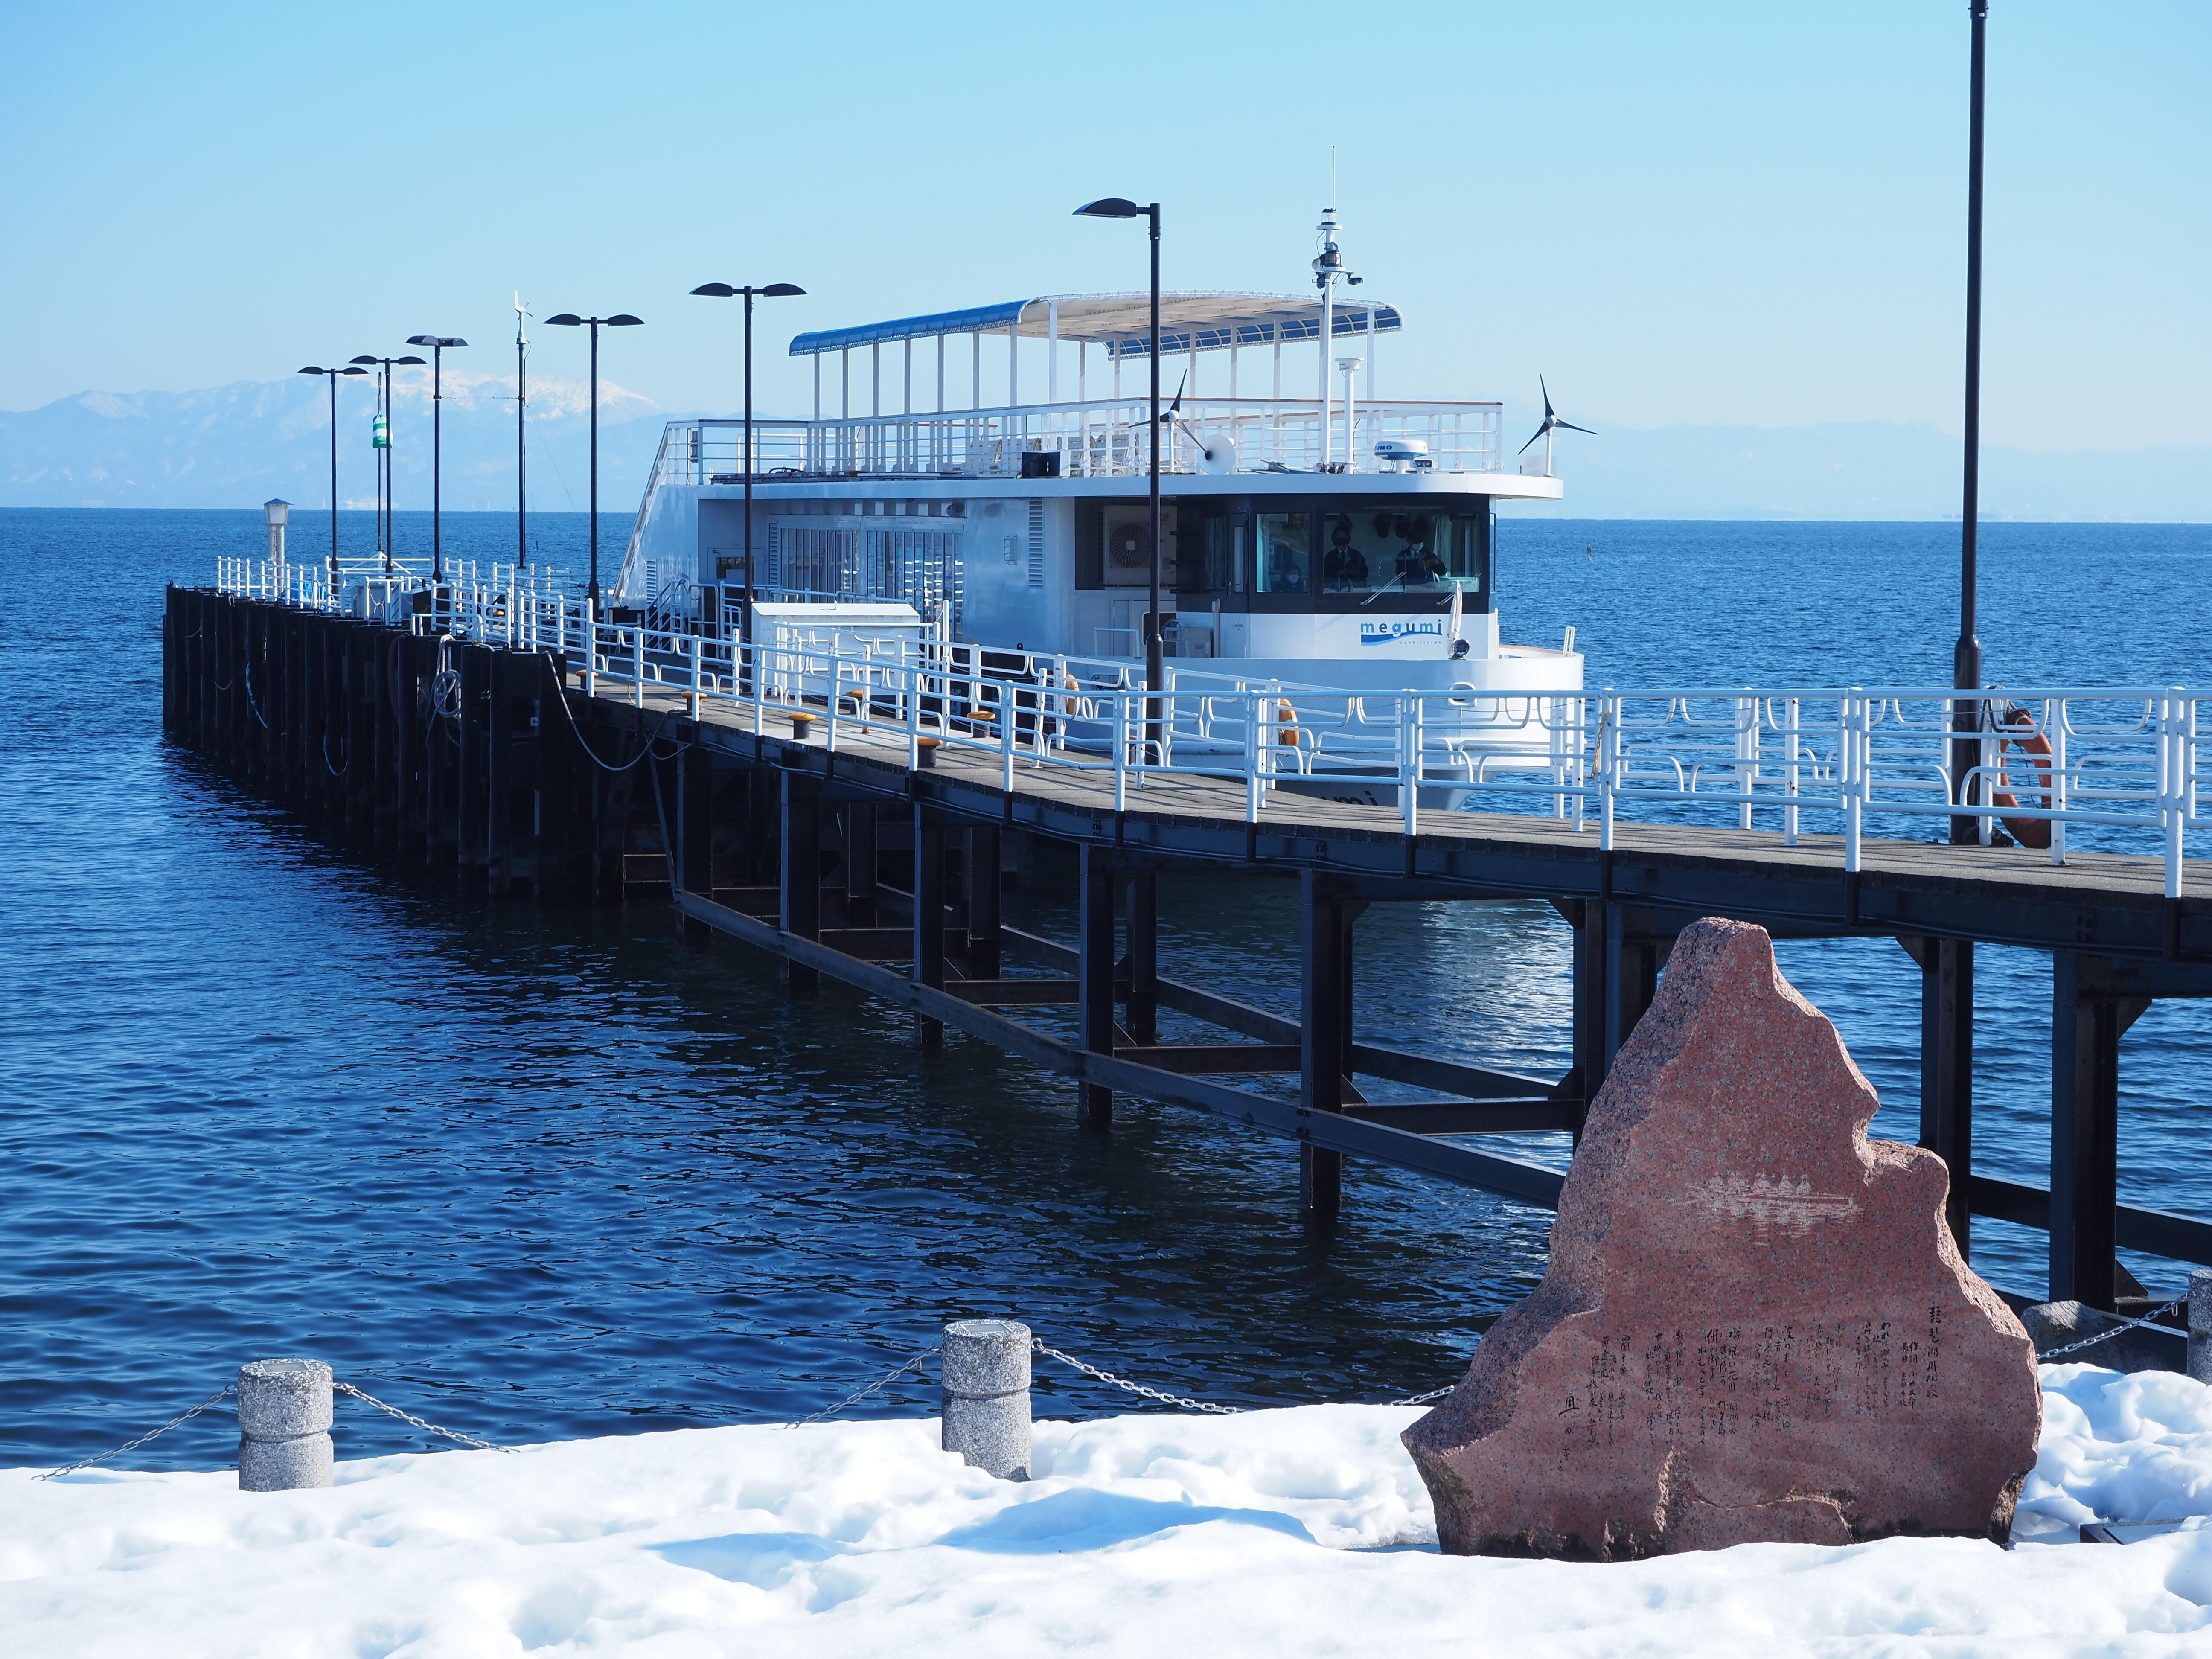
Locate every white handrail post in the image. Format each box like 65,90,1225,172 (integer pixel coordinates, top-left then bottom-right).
2165,690,2185,899
2048,696,2067,867
1737,690,1756,832
1844,691,1863,874
1401,693,1420,840
582,597,597,699
633,624,645,709
906,663,920,769
1784,696,1801,847
1001,680,1015,794
1245,689,1262,824
1598,694,1616,853
1114,692,1129,813
687,629,701,719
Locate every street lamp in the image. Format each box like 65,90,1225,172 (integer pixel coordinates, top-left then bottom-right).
297,364,370,585
1075,196,1164,756
543,313,643,605
690,281,805,626
405,335,467,584
352,353,425,571
1950,0,1990,844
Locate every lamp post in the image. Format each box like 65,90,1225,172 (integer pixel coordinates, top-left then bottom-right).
543,313,643,606
352,354,425,572
297,364,369,588
1075,197,1163,758
1950,0,1990,844
690,281,805,626
405,335,467,585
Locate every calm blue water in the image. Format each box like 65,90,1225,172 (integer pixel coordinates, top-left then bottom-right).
1,507,2207,1472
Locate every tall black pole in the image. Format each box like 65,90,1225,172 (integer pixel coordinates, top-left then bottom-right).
743,288,756,619
517,315,528,570
380,363,391,572
327,370,340,584
1950,0,1988,842
431,343,445,585
1146,200,1163,761
588,320,601,605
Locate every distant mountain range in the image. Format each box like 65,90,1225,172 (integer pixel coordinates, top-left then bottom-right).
0,378,2204,521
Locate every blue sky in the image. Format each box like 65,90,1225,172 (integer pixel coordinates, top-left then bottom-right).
3,1,2205,449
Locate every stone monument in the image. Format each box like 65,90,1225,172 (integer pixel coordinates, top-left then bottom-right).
1404,917,2039,1558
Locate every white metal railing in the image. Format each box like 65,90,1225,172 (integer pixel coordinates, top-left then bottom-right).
637,396,1503,490
207,557,2205,894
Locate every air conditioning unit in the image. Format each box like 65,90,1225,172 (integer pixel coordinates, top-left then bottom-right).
1102,505,1176,587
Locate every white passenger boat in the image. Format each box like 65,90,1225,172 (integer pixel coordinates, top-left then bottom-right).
615,212,1583,806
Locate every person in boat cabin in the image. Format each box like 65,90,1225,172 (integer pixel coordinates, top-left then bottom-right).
1322,519,1371,590
1396,520,1447,586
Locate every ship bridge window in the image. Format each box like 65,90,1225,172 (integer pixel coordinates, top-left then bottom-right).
1256,512,1310,594
1312,509,1487,598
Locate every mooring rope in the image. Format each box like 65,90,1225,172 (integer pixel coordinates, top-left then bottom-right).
541,652,686,773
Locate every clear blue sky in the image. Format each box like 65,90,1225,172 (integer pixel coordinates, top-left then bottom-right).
3,0,2204,449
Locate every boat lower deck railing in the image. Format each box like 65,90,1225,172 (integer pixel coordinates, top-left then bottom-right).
205,559,2206,893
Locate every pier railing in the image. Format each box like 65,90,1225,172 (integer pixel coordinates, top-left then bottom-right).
207,560,2204,894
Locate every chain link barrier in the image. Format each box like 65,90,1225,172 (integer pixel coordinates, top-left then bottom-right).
35,1385,236,1482
784,1348,940,1429
332,1382,515,1453
2034,1296,2187,1362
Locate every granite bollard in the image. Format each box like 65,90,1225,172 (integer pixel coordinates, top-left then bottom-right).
237,1357,335,1492
1404,917,2041,1559
942,1319,1031,1481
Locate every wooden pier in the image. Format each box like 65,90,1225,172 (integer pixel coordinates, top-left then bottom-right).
163,585,2212,1307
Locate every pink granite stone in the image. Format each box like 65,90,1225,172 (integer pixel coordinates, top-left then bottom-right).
1403,917,2040,1559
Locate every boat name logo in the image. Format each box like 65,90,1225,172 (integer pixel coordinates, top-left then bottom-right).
1358,619,1446,646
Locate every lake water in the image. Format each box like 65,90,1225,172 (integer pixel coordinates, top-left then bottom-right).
1,506,2206,1471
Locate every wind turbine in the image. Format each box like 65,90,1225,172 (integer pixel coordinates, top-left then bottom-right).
1519,376,1593,474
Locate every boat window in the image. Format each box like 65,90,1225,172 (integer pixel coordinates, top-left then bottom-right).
1441,513,1485,594
1256,513,1309,594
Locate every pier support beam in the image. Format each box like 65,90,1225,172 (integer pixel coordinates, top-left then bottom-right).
1124,872,1158,1045
913,806,946,1050
1903,935,1975,1254
780,771,822,995
967,825,1002,980
844,803,879,926
1300,872,1363,1222
1078,845,1116,1128
2051,952,2149,1308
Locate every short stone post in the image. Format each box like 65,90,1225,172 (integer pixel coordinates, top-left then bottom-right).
942,1319,1031,1481
2190,1270,2212,1384
237,1358,335,1491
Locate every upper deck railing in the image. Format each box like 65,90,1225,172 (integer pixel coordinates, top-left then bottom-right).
642,395,1506,492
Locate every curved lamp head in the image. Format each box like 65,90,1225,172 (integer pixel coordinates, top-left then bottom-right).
298,365,367,376
405,335,468,348
397,355,426,366
762,283,805,297
544,314,582,327
608,315,643,327
1075,197,1144,218
690,283,735,297
349,355,378,365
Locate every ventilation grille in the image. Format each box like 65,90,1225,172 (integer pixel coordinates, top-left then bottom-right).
1026,500,1045,590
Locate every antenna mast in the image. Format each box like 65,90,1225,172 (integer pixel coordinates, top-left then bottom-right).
1311,157,1360,470
515,294,529,569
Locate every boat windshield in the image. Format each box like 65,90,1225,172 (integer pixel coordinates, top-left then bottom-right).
1254,506,1484,597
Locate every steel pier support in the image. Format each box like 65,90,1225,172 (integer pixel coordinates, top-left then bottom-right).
1078,845,1116,1128
844,803,879,926
967,825,1002,981
780,771,822,995
1300,872,1361,1222
913,805,946,1050
1124,871,1158,1045
1904,935,1975,1254
2050,952,2149,1308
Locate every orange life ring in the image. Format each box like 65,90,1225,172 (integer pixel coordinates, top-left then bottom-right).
1991,708,2052,849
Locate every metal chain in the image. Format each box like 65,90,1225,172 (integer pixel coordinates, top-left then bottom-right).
1032,1339,1243,1415
36,1385,235,1481
1392,1384,1457,1407
334,1382,515,1453
784,1348,940,1429
2035,1295,2186,1362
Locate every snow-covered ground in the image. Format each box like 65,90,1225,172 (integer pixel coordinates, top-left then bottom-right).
6,1365,2212,1657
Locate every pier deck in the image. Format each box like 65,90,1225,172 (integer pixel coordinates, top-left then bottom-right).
162,585,2212,1310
